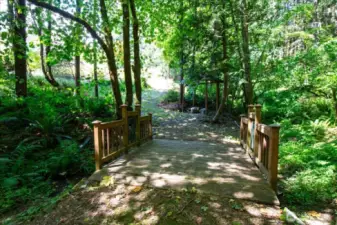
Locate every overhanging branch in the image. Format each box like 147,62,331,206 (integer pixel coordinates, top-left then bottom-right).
27,0,109,54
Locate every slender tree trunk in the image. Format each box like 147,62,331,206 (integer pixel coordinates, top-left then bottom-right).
241,0,253,105
45,1,59,87
213,6,229,122
180,53,184,112
93,42,98,97
93,0,98,98
229,0,246,109
99,0,123,117
122,0,133,108
130,0,141,104
31,6,59,87
179,2,185,112
74,0,81,95
13,0,27,97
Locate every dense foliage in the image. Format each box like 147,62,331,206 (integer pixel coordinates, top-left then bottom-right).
0,0,336,222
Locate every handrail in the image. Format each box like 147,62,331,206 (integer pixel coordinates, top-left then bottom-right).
240,104,281,192
92,104,153,171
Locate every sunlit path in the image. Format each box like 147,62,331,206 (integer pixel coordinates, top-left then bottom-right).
89,139,279,205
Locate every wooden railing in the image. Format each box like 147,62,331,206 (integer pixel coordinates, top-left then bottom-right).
92,104,153,171
240,104,280,191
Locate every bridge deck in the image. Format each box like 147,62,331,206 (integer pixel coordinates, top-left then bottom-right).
89,139,279,205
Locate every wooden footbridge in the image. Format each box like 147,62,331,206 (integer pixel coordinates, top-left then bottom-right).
91,104,281,205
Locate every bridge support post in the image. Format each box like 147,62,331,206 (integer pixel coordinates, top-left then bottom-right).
247,105,254,152
93,120,102,171
254,105,261,158
121,105,129,154
269,124,281,192
148,113,153,139
135,104,141,146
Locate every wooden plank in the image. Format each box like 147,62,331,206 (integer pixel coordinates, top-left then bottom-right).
101,148,126,163
140,116,150,121
254,105,261,159
268,125,281,192
121,105,129,154
127,111,138,117
205,81,208,112
249,112,255,120
93,121,103,171
256,124,273,137
135,105,141,146
242,118,249,124
99,120,124,129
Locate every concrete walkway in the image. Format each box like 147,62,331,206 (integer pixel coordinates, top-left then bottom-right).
89,139,279,205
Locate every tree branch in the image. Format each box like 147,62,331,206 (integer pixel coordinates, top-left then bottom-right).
27,0,109,54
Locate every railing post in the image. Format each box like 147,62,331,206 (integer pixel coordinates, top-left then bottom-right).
254,105,262,158
247,105,254,152
239,114,246,146
93,120,102,171
135,104,141,146
268,124,281,192
148,113,153,139
121,105,129,153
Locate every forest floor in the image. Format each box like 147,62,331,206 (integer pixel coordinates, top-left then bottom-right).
2,79,335,224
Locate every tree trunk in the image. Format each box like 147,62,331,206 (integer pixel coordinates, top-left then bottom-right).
31,6,59,87
93,0,98,98
213,9,229,122
93,41,98,97
130,0,141,104
122,0,133,109
180,54,184,112
74,0,81,95
99,0,123,117
13,0,27,97
241,0,253,105
179,2,185,112
45,1,59,87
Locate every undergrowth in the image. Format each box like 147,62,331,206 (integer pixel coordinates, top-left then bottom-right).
261,89,337,207
0,76,123,217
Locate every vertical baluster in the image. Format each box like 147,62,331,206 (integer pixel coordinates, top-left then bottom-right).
93,121,102,171
255,105,261,158
149,113,153,139
268,125,281,192
102,129,106,157
106,128,110,156
121,105,129,153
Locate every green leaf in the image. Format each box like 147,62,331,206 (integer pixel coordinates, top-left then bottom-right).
1,32,8,40
3,177,19,188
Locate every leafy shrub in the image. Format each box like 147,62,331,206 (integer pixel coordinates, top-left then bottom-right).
279,119,337,205
162,89,179,103
283,166,336,205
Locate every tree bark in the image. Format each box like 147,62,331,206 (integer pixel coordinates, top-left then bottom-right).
122,0,133,109
93,0,98,98
13,0,27,97
179,2,185,112
74,0,81,95
30,6,59,87
28,0,123,117
130,0,141,104
241,0,253,105
99,0,123,117
213,6,229,122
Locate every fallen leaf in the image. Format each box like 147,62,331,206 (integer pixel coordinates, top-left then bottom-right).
307,211,321,218
196,216,203,224
132,186,143,193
